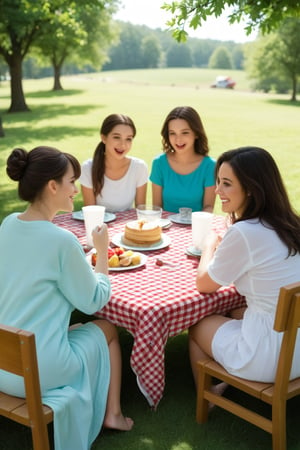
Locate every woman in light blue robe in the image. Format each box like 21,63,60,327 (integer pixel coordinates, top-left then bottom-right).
0,146,133,450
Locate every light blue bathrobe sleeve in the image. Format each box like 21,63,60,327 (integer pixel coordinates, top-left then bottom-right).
0,213,112,450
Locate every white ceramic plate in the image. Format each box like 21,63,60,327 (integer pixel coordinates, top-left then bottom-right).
160,218,172,229
109,252,147,271
72,211,116,223
86,251,147,271
169,214,192,225
186,246,202,257
111,232,171,251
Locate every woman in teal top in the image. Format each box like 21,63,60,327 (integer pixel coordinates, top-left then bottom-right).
0,146,133,450
150,106,216,213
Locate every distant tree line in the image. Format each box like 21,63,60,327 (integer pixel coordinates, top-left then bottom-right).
17,21,244,77
101,22,244,71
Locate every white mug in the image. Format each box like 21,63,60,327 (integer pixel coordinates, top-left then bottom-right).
82,205,105,247
191,212,213,251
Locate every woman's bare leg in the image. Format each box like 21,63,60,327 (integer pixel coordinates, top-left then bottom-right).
189,314,232,407
93,319,133,431
229,306,247,320
189,314,231,386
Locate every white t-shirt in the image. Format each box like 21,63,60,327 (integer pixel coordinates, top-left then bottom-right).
80,157,148,212
208,219,300,382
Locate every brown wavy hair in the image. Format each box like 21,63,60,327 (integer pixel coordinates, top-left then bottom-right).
216,146,300,256
92,114,136,197
161,106,209,155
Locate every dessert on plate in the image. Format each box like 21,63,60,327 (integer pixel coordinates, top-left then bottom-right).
123,219,162,246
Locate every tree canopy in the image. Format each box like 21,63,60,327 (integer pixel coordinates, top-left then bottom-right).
0,0,118,111
162,0,300,42
245,18,300,101
33,0,118,91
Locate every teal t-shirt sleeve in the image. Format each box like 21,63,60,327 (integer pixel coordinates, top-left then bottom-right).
149,155,163,186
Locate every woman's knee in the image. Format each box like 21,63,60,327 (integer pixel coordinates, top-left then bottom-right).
93,319,118,343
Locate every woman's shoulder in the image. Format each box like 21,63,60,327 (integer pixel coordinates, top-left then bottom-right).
129,156,148,168
81,158,93,169
231,219,272,239
151,153,167,164
2,212,18,225
202,155,216,166
152,152,166,160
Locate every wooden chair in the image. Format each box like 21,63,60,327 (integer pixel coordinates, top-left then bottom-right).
196,281,300,450
0,324,53,450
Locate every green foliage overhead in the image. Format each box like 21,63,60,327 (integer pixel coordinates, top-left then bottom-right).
245,18,300,100
162,0,300,42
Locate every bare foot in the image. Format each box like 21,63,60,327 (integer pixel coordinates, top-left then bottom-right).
103,413,134,431
209,382,228,411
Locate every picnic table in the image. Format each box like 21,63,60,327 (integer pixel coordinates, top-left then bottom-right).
54,209,246,409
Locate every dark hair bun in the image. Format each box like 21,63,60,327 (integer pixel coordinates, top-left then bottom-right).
6,148,29,181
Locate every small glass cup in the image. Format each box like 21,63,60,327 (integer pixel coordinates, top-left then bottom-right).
179,207,192,222
136,204,162,224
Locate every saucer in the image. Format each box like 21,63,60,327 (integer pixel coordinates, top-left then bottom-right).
169,214,191,225
159,218,172,229
186,246,202,257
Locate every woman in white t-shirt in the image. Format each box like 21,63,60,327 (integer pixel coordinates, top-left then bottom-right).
80,114,148,212
189,146,300,392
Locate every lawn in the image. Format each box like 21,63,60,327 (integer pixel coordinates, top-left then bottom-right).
1,67,299,221
0,68,300,450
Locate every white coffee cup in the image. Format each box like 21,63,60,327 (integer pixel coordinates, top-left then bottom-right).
82,205,105,247
191,211,213,251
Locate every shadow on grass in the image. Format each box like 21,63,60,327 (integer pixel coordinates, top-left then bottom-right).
3,102,100,123
0,103,102,146
94,330,300,450
0,187,83,223
0,89,85,103
26,89,85,99
1,328,300,450
266,98,300,107
0,187,27,223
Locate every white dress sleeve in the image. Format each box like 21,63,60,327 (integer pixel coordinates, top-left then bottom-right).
79,159,93,188
133,157,149,187
208,225,252,286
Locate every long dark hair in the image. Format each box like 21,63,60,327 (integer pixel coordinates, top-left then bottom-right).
92,114,136,197
161,106,209,155
216,146,300,256
6,146,81,203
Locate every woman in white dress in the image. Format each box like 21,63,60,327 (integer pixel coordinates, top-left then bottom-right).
189,146,300,391
80,114,148,212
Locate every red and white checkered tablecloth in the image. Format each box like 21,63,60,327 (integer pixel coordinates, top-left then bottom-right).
53,210,246,408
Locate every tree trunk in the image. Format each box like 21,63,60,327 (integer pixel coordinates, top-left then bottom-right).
7,52,30,113
52,64,64,91
0,117,4,137
290,75,297,102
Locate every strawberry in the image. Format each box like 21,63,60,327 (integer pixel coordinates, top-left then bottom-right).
114,247,124,256
108,247,115,258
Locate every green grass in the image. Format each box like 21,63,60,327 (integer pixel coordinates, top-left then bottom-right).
1,68,300,449
1,68,299,221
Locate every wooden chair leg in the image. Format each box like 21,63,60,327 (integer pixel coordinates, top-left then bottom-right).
272,399,286,450
196,365,212,423
31,425,51,450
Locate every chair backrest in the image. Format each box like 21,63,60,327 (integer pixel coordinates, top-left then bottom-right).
0,324,50,448
273,282,300,394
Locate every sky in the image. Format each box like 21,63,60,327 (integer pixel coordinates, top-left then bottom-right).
113,0,257,43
